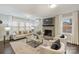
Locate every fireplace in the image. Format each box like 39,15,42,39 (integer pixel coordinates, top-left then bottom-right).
44,30,52,36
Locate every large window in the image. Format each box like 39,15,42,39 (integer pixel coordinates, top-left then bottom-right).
63,18,72,33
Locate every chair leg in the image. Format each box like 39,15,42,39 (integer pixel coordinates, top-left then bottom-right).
3,35,6,48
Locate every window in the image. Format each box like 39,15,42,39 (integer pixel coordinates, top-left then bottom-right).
63,18,72,33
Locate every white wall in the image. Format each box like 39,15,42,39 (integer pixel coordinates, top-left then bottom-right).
0,24,4,41
55,15,62,36
35,19,43,32
0,14,12,41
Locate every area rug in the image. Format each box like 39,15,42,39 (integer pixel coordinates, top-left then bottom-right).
10,39,65,54
10,39,40,54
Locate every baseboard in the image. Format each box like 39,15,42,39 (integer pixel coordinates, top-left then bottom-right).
67,42,79,46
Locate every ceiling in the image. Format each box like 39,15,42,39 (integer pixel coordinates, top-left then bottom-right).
0,4,79,18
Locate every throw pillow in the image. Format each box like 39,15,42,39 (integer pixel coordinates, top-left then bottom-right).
51,39,61,50
60,34,65,38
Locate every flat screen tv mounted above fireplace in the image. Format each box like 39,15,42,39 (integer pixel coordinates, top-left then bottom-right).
43,17,55,26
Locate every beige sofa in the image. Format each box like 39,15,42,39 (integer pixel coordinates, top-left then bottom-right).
12,33,32,40
13,34,26,40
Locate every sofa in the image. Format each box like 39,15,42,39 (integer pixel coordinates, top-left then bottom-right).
12,34,26,40
11,31,32,40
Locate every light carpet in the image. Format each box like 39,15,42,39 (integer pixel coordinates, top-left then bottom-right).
10,39,65,54
10,39,40,54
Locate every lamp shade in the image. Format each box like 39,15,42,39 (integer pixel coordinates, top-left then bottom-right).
5,27,10,31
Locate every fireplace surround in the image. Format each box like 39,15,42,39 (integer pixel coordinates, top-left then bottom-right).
42,17,55,39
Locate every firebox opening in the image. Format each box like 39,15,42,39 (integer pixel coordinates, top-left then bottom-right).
44,30,52,36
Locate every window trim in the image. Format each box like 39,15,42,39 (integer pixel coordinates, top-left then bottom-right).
62,16,72,34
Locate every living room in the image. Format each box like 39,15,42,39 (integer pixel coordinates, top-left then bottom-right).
0,4,79,54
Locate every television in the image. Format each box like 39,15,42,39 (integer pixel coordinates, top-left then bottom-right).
43,17,54,26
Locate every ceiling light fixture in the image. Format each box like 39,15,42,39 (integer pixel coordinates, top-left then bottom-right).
50,4,56,8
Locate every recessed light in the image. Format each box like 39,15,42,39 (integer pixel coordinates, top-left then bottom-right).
50,4,56,8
